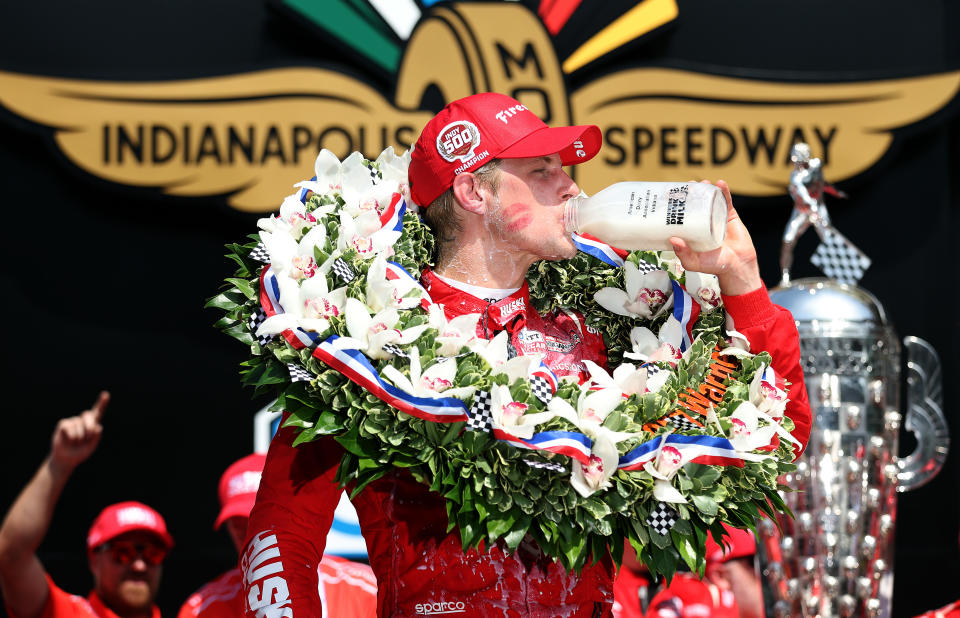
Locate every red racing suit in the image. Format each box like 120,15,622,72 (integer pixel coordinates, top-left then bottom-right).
242,270,810,618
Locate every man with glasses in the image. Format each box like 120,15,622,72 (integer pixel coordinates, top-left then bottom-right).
0,391,172,618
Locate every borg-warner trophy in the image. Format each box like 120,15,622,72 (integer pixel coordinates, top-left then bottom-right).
762,144,950,618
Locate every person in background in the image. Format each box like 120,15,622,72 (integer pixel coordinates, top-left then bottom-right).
0,391,173,618
612,544,652,618
641,525,762,618
178,453,377,618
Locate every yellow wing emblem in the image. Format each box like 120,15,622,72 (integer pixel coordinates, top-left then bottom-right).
571,68,960,196
0,69,431,212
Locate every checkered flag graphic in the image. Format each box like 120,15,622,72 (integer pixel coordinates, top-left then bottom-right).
635,260,660,275
644,363,663,379
380,343,410,359
287,364,314,383
811,228,871,285
523,459,566,473
249,242,271,263
646,502,679,536
666,412,703,433
331,258,356,283
248,310,272,346
529,375,554,404
466,390,494,433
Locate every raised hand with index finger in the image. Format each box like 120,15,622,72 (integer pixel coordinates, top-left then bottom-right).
50,390,110,471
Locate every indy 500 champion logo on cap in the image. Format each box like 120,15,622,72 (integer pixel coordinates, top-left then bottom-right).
436,120,480,163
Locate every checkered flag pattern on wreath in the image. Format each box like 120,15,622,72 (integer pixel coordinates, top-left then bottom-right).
529,375,554,404
287,364,314,383
248,310,272,346
331,258,357,283
646,502,679,536
523,459,566,473
249,242,271,263
644,363,663,379
811,228,871,285
635,260,660,275
380,343,410,359
466,390,494,433
666,412,704,433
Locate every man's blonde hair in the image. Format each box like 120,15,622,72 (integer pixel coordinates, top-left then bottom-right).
422,159,502,266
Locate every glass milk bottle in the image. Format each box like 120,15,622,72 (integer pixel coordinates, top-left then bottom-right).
563,182,727,251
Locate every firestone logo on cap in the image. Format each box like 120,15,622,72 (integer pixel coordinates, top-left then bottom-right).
116,506,159,527
436,120,481,163
227,470,262,498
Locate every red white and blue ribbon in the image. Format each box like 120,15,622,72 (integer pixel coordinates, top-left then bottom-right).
298,175,317,203
492,429,592,464
259,266,320,350
313,336,469,423
670,280,700,352
571,233,628,268
618,434,744,471
531,359,559,393
378,193,406,232
385,260,433,309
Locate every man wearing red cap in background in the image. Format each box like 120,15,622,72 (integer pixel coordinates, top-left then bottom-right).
0,392,172,618
244,92,811,617
614,525,762,618
178,454,376,618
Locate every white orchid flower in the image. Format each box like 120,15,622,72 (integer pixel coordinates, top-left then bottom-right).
471,331,535,384
749,364,789,420
582,360,647,397
296,150,397,218
685,271,722,312
257,193,332,240
428,304,481,356
728,401,800,452
376,147,411,189
486,384,558,440
570,425,638,498
594,264,673,319
641,441,689,504
382,348,476,401
337,151,377,206
331,298,429,360
334,210,401,261
256,273,347,337
659,251,685,279
624,316,686,367
365,255,426,312
294,149,361,194
546,384,623,430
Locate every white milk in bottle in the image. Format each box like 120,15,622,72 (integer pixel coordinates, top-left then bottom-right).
563,182,727,251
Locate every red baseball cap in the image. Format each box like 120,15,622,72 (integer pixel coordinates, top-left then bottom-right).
705,524,757,563
409,92,601,207
214,453,266,529
86,501,174,551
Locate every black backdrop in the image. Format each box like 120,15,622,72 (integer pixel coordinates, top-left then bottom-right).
0,1,957,615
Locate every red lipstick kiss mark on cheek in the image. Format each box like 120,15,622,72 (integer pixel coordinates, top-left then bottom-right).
502,202,533,232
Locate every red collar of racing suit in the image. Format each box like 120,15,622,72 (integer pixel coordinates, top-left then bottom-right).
420,268,531,338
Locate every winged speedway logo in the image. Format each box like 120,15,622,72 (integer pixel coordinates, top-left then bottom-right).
0,1,956,212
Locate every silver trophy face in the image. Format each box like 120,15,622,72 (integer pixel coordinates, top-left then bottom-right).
765,279,949,618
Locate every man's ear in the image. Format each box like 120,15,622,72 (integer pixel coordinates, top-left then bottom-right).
451,173,488,215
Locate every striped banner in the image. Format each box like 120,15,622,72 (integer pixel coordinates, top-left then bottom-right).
492,429,592,464
572,232,628,267
670,280,700,352
618,433,744,471
378,193,406,232
313,336,469,423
